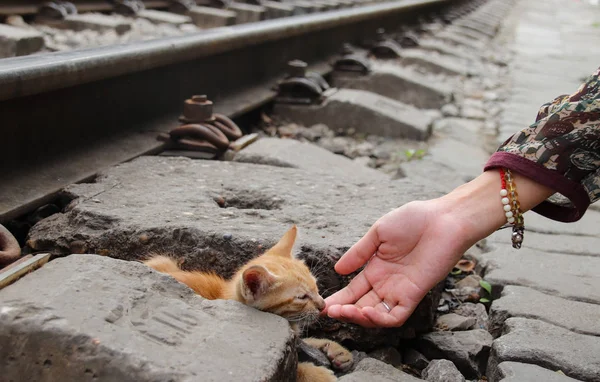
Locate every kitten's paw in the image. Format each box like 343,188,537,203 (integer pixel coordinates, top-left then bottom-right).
303,338,354,372
324,341,353,372
297,362,337,382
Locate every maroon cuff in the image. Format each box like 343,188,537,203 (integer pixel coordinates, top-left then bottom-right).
484,152,590,223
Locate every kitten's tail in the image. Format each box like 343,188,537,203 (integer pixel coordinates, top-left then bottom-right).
143,255,181,274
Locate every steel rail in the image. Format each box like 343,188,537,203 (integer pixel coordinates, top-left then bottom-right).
0,1,170,16
0,0,449,223
0,0,446,101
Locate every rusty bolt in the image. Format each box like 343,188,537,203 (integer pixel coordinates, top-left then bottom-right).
182,94,214,122
288,60,307,78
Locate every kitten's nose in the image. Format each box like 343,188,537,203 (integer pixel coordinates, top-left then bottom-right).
315,296,326,311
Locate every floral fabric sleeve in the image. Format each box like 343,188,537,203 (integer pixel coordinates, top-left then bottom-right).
484,66,600,222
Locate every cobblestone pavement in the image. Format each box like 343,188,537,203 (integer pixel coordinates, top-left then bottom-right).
1,0,600,381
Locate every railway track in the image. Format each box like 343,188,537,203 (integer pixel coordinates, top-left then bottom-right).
1,0,473,224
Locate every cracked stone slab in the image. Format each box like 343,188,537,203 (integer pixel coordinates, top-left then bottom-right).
477,246,600,305
487,318,600,382
494,362,582,382
339,358,422,382
489,285,600,337
274,89,436,140
233,137,387,181
0,255,295,382
331,62,453,109
26,156,443,347
486,229,600,257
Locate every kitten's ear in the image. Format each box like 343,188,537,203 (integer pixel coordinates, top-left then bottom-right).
267,225,297,258
242,265,276,299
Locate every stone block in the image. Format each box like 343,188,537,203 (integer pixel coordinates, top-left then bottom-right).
331,62,453,109
227,2,266,24
287,1,316,14
189,6,237,29
489,285,600,337
416,329,493,378
487,318,600,382
60,14,132,34
0,255,295,381
261,1,295,18
26,157,444,348
274,89,436,140
137,9,192,25
233,137,387,181
494,362,581,382
422,359,466,382
478,246,600,304
0,24,45,58
339,358,422,382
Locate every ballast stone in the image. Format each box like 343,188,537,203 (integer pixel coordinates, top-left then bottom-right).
0,255,295,382
494,362,582,382
0,24,45,58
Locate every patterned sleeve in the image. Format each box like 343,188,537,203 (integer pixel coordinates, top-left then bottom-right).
484,66,600,223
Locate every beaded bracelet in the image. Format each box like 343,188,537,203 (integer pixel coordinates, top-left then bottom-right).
499,168,525,249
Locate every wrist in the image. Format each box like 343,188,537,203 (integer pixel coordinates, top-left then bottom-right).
435,170,555,247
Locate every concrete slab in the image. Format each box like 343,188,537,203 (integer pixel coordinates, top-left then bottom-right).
137,9,192,25
274,89,436,140
524,209,600,237
487,318,600,382
227,2,266,24
331,62,453,109
59,14,132,34
0,255,295,381
188,6,237,28
417,38,477,60
399,49,480,77
433,31,486,51
486,229,600,257
494,362,581,382
262,1,295,19
489,285,600,337
0,24,44,58
26,157,444,348
233,137,387,181
478,246,600,305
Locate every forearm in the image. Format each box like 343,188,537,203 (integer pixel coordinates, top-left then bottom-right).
437,170,555,247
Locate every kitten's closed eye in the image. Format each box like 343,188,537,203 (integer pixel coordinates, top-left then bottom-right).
297,294,310,300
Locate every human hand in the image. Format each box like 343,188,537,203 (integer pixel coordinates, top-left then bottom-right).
323,200,472,328
323,170,554,328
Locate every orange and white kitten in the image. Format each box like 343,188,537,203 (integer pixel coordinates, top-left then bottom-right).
144,225,352,382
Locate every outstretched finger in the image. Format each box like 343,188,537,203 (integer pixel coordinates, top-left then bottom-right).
324,270,371,310
361,304,414,328
327,304,379,328
335,224,380,275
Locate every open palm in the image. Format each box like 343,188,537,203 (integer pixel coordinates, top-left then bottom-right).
324,201,470,328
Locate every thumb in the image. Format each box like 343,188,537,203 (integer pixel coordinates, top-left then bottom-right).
335,223,380,275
